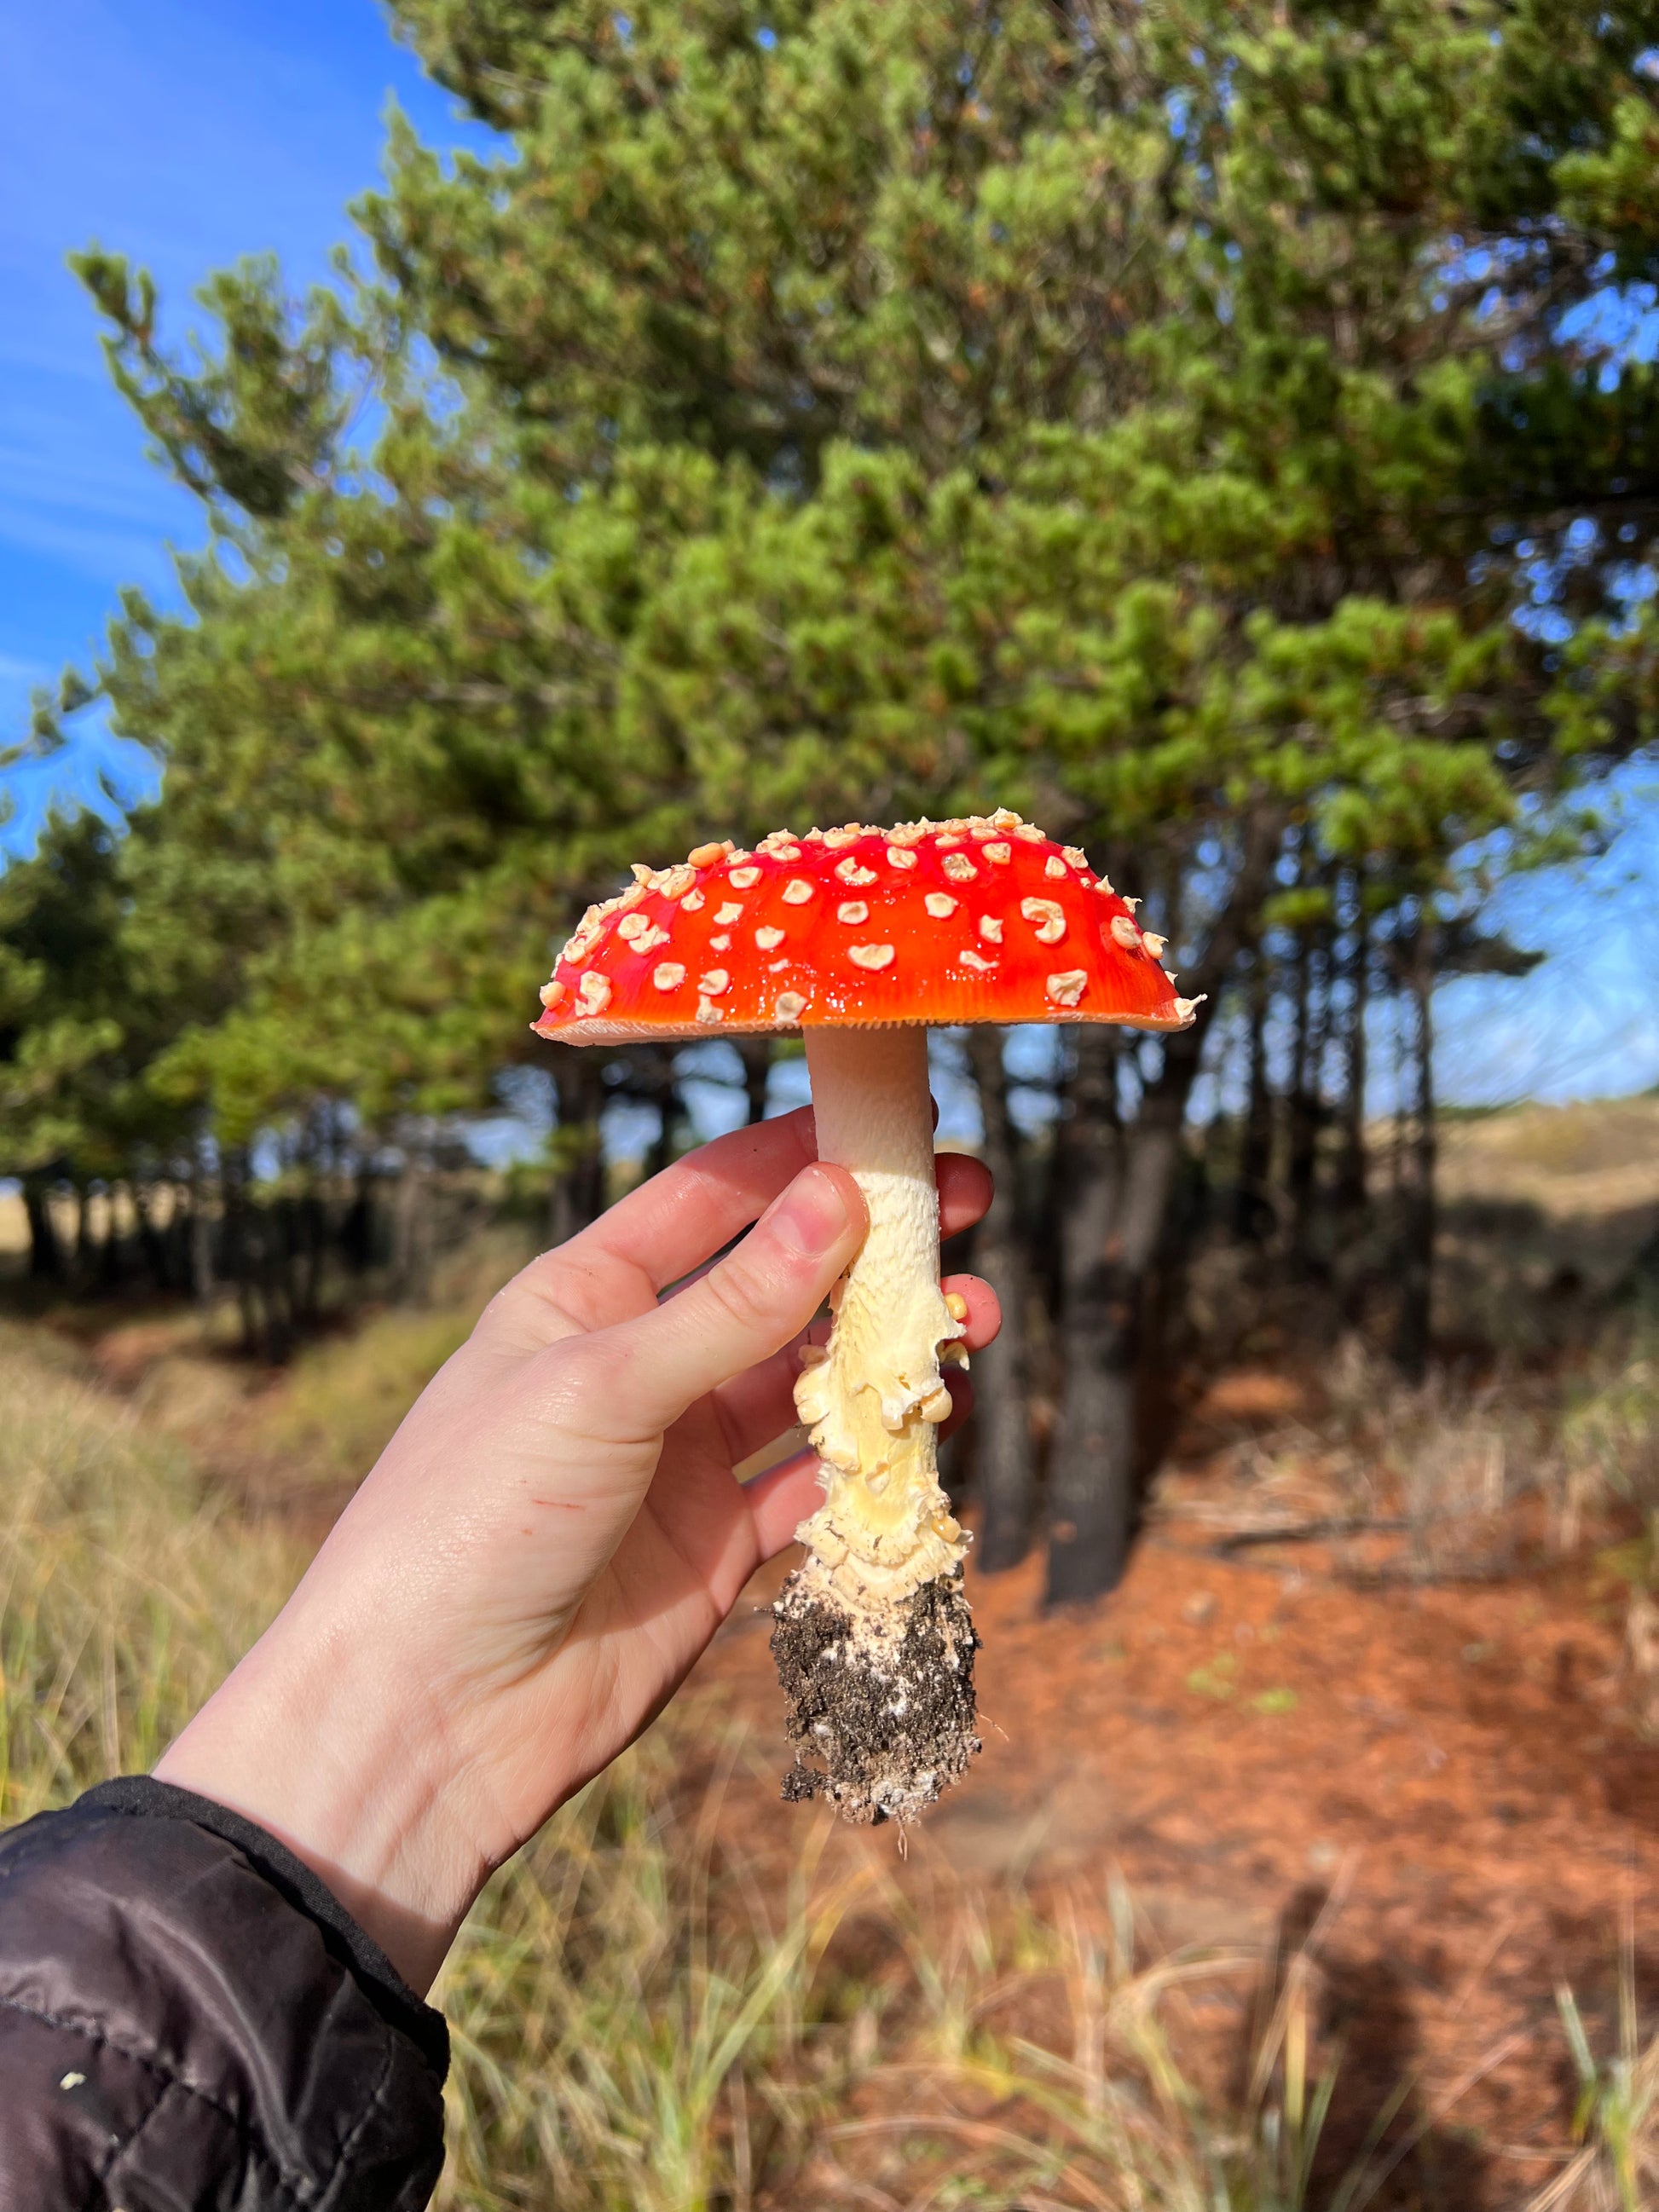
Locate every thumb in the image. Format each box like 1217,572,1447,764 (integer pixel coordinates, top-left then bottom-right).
600,1163,866,1432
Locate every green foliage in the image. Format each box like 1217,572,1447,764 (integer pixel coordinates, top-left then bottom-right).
14,0,1659,1155
0,815,177,1180
72,251,355,523
1552,1953,1659,2212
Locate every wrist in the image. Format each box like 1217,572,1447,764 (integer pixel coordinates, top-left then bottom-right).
154,1597,492,1995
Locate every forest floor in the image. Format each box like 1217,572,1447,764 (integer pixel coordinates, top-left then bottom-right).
687,1407,1657,2205
5,1092,1658,2205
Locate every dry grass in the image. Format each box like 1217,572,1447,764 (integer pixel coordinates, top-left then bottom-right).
434,1747,1659,2211
1438,1097,1659,1207
247,1226,533,1484
253,1302,482,1481
0,1322,300,1822
3,1308,1656,2209
435,1747,1375,2212
1179,1312,1659,1581
1432,1096,1659,1352
1530,1918,1659,2212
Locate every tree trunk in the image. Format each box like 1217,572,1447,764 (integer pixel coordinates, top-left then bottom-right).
98,1183,126,1291
1049,1048,1206,1604
1334,896,1369,1217
1046,812,1282,1603
73,1183,95,1291
1236,956,1274,1240
165,1180,193,1293
258,1202,295,1364
645,1048,680,1180
1395,933,1436,1381
191,1133,218,1310
341,1158,378,1274
1288,932,1330,1266
293,1113,327,1324
23,1176,62,1282
390,1130,432,1305
1285,928,1315,1251
296,1181,327,1323
735,1038,772,1125
222,1150,260,1356
132,1180,168,1289
1045,1030,1134,1603
966,1025,1035,1573
549,1051,607,1246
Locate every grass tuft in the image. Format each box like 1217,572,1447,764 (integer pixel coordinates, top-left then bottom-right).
0,1322,300,1822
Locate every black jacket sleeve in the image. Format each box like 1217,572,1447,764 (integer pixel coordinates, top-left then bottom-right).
0,1777,448,2209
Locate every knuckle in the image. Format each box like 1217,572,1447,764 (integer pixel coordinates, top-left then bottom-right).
487,1250,575,1327
699,1250,781,1341
535,1331,628,1424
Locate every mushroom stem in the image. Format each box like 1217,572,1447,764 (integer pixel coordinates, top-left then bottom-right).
792,1026,968,1611
773,1027,980,1825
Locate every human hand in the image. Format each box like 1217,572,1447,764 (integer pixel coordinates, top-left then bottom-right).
155,1106,998,1992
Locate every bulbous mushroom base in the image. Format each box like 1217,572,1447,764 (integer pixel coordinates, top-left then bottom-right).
771,1568,980,1825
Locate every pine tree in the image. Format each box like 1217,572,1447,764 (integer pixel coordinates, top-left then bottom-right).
23,0,1659,1586
0,812,188,1279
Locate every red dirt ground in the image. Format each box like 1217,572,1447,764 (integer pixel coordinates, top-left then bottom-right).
689,1440,1658,2206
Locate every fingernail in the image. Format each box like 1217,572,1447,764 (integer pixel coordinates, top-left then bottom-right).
767,1164,853,1257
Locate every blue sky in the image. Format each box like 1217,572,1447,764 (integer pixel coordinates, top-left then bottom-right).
0,0,488,815
0,0,1655,1117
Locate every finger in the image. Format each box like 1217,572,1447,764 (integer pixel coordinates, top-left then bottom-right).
483,1115,988,1358
595,1164,866,1434
481,1106,819,1349
541,1113,974,1297
937,1150,993,1239
945,1273,1003,1351
587,1104,819,1291
663,1152,993,1314
712,1273,1002,1468
743,1447,824,1559
578,1108,971,1287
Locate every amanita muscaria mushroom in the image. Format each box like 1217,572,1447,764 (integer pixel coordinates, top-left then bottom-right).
534,811,1196,1821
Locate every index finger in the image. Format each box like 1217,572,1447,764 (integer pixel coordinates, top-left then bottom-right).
484,1106,821,1349
582,1103,820,1292
583,1091,948,1301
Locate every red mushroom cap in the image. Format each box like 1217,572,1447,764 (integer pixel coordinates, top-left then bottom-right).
532,813,1197,1046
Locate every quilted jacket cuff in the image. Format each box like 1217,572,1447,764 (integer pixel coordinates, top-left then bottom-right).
0,1778,448,2209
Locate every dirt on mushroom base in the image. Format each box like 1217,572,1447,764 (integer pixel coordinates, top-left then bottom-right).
772,1568,980,1822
